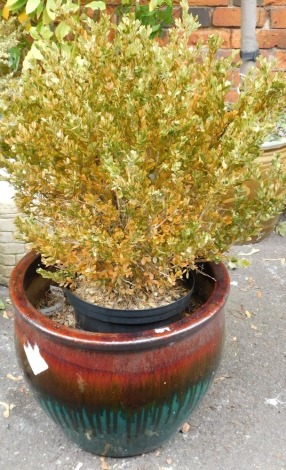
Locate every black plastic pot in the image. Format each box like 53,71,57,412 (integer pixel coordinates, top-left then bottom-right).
65,274,195,333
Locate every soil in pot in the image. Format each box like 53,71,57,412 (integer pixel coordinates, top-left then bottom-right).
37,269,209,333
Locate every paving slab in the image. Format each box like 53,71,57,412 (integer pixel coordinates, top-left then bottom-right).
1,216,286,470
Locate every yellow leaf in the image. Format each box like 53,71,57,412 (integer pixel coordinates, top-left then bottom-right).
6,373,23,381
18,11,29,23
2,5,10,19
245,310,252,318
0,401,10,418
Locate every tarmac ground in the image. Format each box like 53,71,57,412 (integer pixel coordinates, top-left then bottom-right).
1,214,286,470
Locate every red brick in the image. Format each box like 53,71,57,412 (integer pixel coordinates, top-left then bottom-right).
225,89,239,103
213,7,241,27
213,7,266,28
188,28,231,48
263,0,286,5
270,7,286,27
231,28,286,49
256,8,267,27
257,29,286,48
232,69,241,88
273,50,286,68
186,0,229,5
231,29,241,49
216,48,240,63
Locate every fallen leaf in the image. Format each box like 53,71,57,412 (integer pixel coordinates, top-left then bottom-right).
251,324,258,330
100,457,110,470
275,221,286,237
238,248,260,256
214,375,232,384
180,422,191,433
247,277,256,287
2,311,9,319
6,374,23,381
245,310,252,318
0,298,5,310
74,464,83,470
227,260,238,270
0,401,15,418
256,291,262,299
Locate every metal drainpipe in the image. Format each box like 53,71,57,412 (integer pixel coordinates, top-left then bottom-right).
240,0,259,77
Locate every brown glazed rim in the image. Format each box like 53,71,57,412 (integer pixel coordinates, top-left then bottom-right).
10,251,230,351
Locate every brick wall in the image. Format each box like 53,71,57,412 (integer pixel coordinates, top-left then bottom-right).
0,182,27,286
183,1,286,68
172,0,286,100
105,1,286,99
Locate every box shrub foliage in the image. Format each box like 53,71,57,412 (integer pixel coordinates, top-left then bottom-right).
1,3,286,298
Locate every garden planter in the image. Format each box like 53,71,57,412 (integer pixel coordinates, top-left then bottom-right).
10,251,229,457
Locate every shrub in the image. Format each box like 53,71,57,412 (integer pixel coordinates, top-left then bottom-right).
1,3,286,300
0,17,24,112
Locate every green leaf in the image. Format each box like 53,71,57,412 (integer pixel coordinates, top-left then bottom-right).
42,6,54,24
36,1,44,18
84,1,106,11
275,221,286,237
6,0,26,12
45,0,56,22
6,0,21,8
0,298,5,310
55,21,71,42
26,0,41,15
8,46,21,71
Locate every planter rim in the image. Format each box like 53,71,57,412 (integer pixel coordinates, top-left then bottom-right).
261,137,286,150
10,251,230,351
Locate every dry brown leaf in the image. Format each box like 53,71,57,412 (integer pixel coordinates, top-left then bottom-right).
256,291,262,299
214,375,232,384
180,422,191,433
6,374,23,381
0,401,15,418
100,457,110,470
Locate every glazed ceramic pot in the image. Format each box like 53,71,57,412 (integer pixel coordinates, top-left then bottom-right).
10,251,229,457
